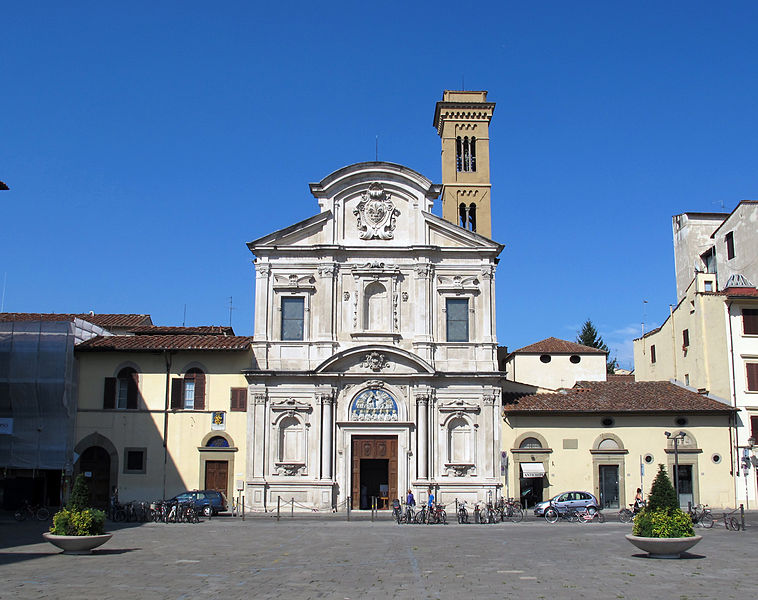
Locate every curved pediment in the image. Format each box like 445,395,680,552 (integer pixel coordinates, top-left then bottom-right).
314,345,435,375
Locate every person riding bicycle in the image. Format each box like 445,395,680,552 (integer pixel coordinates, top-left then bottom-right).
633,488,644,513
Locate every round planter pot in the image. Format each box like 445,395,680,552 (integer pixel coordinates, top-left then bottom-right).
625,534,702,559
43,532,113,555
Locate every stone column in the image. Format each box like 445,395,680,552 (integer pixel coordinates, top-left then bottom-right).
253,263,271,342
483,393,498,479
480,266,495,344
318,391,335,479
252,391,267,479
416,394,429,480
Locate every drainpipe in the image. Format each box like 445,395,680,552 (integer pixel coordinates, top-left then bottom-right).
162,350,174,500
726,300,738,503
670,304,677,382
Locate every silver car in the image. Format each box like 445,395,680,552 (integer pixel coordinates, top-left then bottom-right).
533,491,599,516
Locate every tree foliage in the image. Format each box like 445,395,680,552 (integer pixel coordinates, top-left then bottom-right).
576,319,616,374
67,473,91,511
646,464,679,511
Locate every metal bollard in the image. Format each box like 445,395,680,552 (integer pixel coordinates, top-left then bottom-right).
347,496,351,521
291,497,294,518
277,496,281,522
455,498,458,522
740,504,745,532
371,496,376,522
242,494,245,521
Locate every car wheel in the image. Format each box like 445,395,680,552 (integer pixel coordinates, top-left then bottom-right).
203,505,213,517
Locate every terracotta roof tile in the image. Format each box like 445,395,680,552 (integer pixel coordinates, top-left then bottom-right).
0,313,152,327
511,337,607,355
76,334,253,352
503,380,733,414
127,326,235,335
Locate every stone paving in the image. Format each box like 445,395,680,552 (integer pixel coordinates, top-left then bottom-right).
0,512,755,600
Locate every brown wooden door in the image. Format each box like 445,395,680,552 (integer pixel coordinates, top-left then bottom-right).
204,460,228,497
351,436,398,509
79,446,110,509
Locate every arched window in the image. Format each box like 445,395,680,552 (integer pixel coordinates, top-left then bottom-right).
206,436,230,448
115,367,138,410
183,368,205,410
468,203,476,232
448,417,472,463
462,137,471,171
279,416,304,462
363,281,387,330
455,137,463,171
470,137,477,171
519,437,543,449
597,438,620,450
459,202,467,227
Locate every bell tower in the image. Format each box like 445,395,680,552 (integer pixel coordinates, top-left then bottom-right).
433,90,495,238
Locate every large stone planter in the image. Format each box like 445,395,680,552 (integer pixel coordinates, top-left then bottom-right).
625,534,702,558
43,532,113,555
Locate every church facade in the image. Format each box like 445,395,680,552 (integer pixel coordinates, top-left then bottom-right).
244,92,505,509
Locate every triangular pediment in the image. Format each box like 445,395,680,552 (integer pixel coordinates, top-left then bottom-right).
423,211,503,252
247,211,331,250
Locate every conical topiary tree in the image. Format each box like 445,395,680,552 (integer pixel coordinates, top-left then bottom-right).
67,473,91,511
646,464,678,512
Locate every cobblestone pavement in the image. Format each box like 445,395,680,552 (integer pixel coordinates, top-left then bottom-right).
1,512,755,600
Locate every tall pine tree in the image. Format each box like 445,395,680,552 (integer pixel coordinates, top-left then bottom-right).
576,319,617,374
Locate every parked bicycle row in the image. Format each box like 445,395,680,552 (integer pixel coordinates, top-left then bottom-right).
108,500,205,523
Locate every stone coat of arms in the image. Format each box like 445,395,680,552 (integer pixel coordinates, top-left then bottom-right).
353,182,400,240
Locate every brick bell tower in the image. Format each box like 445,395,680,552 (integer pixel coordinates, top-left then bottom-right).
433,90,495,238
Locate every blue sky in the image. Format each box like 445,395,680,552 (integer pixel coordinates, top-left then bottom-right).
2,2,757,368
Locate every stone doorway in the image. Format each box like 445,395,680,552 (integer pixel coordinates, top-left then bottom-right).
78,446,111,509
351,436,397,509
205,460,229,498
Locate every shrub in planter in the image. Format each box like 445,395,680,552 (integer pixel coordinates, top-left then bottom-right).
49,474,105,537
632,465,693,538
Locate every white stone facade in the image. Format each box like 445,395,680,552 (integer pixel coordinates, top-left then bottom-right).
244,162,503,509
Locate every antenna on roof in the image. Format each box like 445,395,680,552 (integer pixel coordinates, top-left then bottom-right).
182,304,187,327
713,199,725,210
228,296,235,328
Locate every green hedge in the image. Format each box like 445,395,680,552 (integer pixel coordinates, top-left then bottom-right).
50,508,106,536
633,508,694,538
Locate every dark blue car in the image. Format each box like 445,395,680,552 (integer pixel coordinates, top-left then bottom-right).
170,490,227,516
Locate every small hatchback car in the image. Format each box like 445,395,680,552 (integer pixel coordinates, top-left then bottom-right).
170,490,228,516
533,491,599,516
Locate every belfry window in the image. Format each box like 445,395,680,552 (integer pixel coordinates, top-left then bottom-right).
468,203,476,232
458,203,477,232
455,136,477,173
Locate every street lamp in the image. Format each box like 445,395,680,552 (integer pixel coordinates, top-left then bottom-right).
665,431,686,503
740,436,755,510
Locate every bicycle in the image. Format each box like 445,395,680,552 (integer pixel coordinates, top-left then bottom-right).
414,504,428,524
544,501,580,524
428,502,447,524
457,501,469,524
688,504,714,528
576,505,605,524
392,499,402,524
14,501,50,521
498,498,524,523
403,503,416,524
618,501,645,523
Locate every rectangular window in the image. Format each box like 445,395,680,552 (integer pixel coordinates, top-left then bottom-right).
700,247,717,274
650,345,656,364
747,363,758,392
704,281,713,292
725,231,735,260
752,416,758,441
743,309,758,335
682,329,689,347
446,298,469,342
281,297,305,341
230,387,247,412
184,379,195,410
124,448,146,474
685,373,690,386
